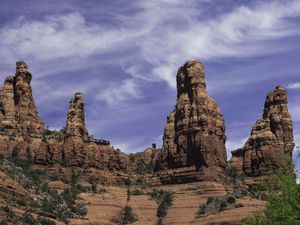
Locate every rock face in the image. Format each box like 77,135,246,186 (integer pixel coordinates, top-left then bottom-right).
65,92,88,139
0,76,17,133
156,61,227,181
63,92,89,166
239,86,294,176
0,61,130,173
0,61,44,157
0,61,44,137
14,61,44,137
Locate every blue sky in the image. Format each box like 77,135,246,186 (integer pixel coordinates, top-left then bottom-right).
0,0,300,160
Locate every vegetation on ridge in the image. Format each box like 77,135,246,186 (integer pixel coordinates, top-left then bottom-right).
243,156,300,225
0,150,87,224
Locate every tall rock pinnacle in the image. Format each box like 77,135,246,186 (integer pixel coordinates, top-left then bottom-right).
0,61,44,137
156,61,227,180
14,61,44,137
65,92,88,139
63,92,89,166
242,86,294,176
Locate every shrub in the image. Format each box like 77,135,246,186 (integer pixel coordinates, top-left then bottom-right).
127,188,131,201
227,196,236,204
37,217,56,225
98,188,106,194
136,160,146,174
219,201,228,212
156,217,163,225
26,147,33,164
157,192,173,219
242,156,300,225
121,206,137,224
206,197,214,205
124,178,132,186
11,147,19,158
91,183,97,193
2,206,10,213
197,204,207,216
235,203,244,208
70,170,78,186
22,212,38,225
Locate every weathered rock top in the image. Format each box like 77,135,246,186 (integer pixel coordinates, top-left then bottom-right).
156,60,227,182
241,85,294,176
66,92,89,139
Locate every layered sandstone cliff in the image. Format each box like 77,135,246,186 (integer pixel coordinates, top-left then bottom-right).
0,61,131,173
230,86,294,176
156,61,227,181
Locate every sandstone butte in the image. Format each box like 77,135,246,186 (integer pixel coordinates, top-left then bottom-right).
0,60,295,225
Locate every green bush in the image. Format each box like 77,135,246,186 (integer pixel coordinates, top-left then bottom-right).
157,192,173,219
235,203,244,208
121,206,137,224
242,156,300,225
136,160,146,174
156,217,163,225
22,212,38,225
11,147,19,158
197,204,207,216
37,217,56,225
91,183,97,193
227,196,236,204
98,188,106,194
124,178,132,186
219,201,228,212
206,196,214,205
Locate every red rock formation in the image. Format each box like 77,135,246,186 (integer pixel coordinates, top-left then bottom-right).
63,92,88,166
156,61,227,181
241,86,294,176
0,76,17,133
62,92,130,170
0,61,44,157
14,61,44,137
65,92,88,139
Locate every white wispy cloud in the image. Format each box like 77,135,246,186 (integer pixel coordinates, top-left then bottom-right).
1,0,300,90
287,82,300,90
289,102,300,122
96,79,141,105
1,0,300,153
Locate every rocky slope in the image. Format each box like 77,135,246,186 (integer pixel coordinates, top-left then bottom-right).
229,86,294,176
156,61,227,182
0,60,296,225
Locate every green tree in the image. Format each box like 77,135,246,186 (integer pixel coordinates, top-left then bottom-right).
242,156,300,225
136,160,146,174
11,147,19,158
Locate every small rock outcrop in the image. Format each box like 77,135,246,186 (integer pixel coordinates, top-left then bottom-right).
230,86,294,176
156,61,227,181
